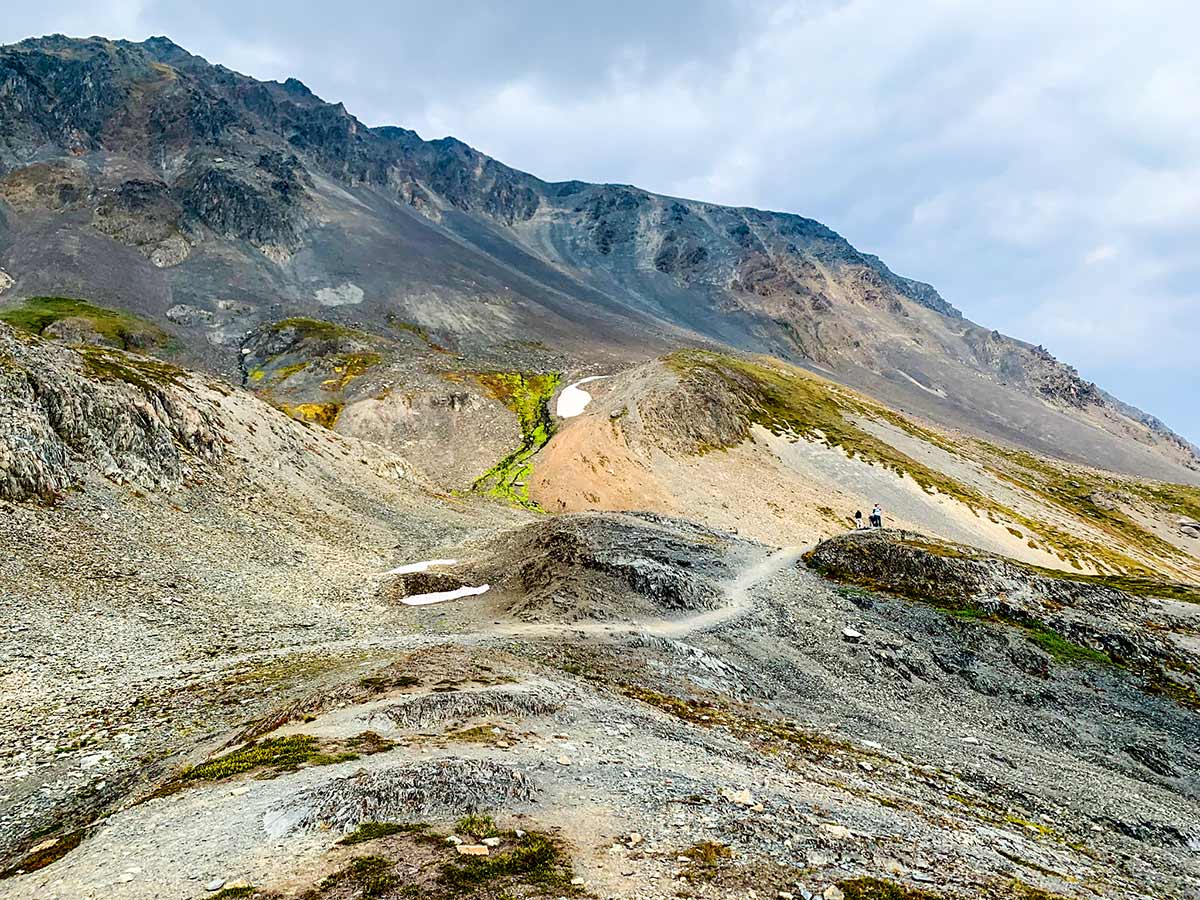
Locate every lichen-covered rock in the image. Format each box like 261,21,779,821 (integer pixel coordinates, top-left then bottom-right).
0,323,221,501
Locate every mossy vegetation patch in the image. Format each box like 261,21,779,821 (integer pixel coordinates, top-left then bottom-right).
298,823,582,899
0,296,170,349
78,345,186,391
172,732,394,786
0,829,85,879
340,822,430,845
278,401,343,429
839,877,942,900
455,814,500,840
680,840,733,881
266,317,371,343
210,888,258,900
437,830,579,897
469,371,562,509
320,351,383,391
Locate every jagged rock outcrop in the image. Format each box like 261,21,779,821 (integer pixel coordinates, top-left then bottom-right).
469,512,746,622
0,323,221,501
805,529,1193,678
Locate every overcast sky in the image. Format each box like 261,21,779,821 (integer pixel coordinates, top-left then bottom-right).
4,1,1198,442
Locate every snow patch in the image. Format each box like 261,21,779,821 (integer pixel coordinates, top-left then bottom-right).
380,559,458,576
556,376,609,418
401,584,491,606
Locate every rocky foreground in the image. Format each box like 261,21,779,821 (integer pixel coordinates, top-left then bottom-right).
0,325,1198,899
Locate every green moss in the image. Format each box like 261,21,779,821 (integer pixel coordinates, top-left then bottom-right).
340,822,429,845
839,877,942,900
267,317,369,342
455,813,499,840
181,736,328,781
322,351,383,391
447,725,503,744
680,840,732,881
77,345,186,391
1023,625,1114,666
177,732,392,785
278,401,343,429
210,888,257,899
438,830,579,895
0,296,169,349
274,360,310,381
0,830,85,879
469,371,562,509
318,855,401,899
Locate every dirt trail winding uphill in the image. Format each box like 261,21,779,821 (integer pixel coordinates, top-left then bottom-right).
473,544,806,642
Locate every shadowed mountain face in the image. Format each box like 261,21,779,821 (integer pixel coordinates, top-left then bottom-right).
0,34,1195,479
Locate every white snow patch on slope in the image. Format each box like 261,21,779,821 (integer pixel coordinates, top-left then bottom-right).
556,376,609,418
401,584,491,606
380,559,458,576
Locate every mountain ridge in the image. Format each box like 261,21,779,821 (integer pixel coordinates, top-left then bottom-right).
0,33,1194,480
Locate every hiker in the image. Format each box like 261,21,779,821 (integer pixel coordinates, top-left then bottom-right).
854,510,864,530
871,503,883,528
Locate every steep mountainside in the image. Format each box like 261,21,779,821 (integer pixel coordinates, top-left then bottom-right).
0,34,1195,480
2,329,1199,900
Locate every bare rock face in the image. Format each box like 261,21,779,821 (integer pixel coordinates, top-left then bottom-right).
0,323,221,501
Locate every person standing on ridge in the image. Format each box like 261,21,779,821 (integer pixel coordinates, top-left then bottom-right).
854,510,864,530
871,504,883,528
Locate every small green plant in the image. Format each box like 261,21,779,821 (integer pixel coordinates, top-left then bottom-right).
438,830,579,895
839,877,942,900
455,813,499,840
339,822,429,845
210,888,257,900
680,840,732,881
318,855,400,899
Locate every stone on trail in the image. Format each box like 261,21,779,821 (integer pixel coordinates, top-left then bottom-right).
456,844,490,856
